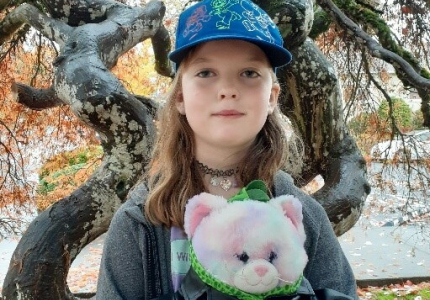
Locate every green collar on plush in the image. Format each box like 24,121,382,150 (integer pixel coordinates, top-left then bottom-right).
189,244,302,300
228,180,270,203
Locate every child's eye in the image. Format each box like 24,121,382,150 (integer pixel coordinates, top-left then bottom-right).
241,70,260,78
196,70,214,78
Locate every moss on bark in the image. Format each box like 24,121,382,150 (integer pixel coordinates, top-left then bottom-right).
309,9,332,39
332,0,429,80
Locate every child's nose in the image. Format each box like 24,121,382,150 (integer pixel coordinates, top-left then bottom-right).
218,86,239,100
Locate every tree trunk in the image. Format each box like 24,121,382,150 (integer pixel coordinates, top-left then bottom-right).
258,0,369,234
2,0,166,299
2,0,371,299
280,38,370,235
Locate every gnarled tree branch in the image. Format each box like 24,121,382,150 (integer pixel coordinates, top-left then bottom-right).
317,0,430,91
256,0,370,235
281,38,370,234
0,3,72,46
2,0,167,298
12,83,64,110
317,0,430,127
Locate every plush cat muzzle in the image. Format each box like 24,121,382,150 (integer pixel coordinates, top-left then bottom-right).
233,260,279,293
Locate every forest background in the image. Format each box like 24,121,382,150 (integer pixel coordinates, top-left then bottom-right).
1,0,429,234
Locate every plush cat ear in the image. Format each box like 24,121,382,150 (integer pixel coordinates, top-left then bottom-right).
271,195,306,243
184,193,227,239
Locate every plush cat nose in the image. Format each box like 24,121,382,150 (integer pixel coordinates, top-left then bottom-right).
254,265,268,277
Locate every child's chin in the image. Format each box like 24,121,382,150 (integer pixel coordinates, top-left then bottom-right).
213,135,257,149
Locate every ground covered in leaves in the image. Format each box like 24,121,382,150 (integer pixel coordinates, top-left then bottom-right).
358,281,430,299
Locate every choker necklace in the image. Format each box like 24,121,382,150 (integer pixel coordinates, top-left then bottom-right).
196,161,237,191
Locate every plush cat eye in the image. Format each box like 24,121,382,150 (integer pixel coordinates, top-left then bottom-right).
268,251,277,263
236,252,249,263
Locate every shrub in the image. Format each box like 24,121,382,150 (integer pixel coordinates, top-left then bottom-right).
36,145,103,211
377,97,413,131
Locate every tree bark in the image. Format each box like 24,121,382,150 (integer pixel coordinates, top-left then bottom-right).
280,38,370,234
258,0,369,233
3,165,131,299
2,0,165,299
1,0,372,298
12,83,64,110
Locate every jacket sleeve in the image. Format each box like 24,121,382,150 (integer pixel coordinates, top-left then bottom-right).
302,197,359,300
97,197,147,300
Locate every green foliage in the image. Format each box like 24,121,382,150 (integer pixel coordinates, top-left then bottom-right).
39,168,50,180
420,68,430,79
309,9,332,39
37,179,57,195
51,163,87,179
36,145,103,211
39,147,102,182
68,149,92,165
377,97,413,130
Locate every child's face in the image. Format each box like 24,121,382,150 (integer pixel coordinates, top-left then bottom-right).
176,39,279,154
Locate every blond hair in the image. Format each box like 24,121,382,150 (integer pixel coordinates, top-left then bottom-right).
144,62,293,229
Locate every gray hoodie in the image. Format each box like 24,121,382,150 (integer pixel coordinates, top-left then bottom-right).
97,171,359,300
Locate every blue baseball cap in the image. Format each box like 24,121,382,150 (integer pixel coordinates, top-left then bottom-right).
169,0,292,70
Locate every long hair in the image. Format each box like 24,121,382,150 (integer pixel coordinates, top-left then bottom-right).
144,63,294,229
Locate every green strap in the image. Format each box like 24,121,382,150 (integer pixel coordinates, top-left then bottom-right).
189,244,302,300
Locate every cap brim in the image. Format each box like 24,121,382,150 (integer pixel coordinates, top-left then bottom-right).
169,35,292,69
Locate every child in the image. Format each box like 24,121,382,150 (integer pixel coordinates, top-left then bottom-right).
97,0,359,299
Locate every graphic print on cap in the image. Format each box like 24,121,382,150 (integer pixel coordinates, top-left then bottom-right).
182,0,277,44
183,5,211,39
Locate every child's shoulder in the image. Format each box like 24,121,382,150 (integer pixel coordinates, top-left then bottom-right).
112,181,149,225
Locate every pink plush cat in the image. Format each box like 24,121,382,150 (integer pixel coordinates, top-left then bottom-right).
184,193,308,295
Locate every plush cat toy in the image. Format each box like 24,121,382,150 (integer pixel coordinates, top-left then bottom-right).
183,181,308,299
